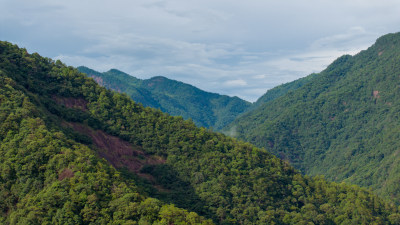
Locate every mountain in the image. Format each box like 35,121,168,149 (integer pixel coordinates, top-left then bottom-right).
2,41,400,224
223,32,400,203
77,66,251,130
0,43,212,225
251,73,318,110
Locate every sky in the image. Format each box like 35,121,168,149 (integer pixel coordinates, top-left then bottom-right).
1,0,400,102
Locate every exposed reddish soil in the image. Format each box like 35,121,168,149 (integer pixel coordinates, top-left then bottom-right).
90,75,105,86
58,168,74,181
90,75,122,93
53,96,88,111
373,90,380,98
378,51,384,56
147,77,165,87
63,122,165,182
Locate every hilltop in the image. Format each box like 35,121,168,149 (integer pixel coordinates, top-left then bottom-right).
78,66,251,130
224,32,400,203
1,40,400,224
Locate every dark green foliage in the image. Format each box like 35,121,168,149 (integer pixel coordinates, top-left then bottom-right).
0,42,212,225
1,40,399,224
77,66,251,130
224,32,400,203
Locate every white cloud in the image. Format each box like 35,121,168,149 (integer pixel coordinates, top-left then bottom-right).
2,0,400,102
223,79,247,87
310,27,369,50
253,74,267,79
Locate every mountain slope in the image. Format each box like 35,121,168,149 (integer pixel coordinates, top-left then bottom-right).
224,32,400,202
251,73,318,110
77,66,251,130
1,41,400,224
0,43,212,225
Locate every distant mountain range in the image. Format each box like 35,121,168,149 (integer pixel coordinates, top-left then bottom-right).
77,66,251,130
2,39,399,224
224,32,400,203
78,32,400,206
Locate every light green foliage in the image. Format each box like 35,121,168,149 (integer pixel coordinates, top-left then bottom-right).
0,42,212,225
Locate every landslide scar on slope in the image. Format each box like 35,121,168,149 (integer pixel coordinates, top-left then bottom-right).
62,122,165,181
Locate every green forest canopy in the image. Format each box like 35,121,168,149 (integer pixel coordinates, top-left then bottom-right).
224,32,400,205
77,66,251,130
1,40,400,224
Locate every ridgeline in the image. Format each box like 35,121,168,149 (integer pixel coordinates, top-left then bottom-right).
224,32,400,204
1,40,399,224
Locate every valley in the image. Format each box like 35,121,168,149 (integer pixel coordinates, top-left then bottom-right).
2,37,400,224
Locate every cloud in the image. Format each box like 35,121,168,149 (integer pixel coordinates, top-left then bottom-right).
310,27,369,50
253,74,267,79
223,79,247,87
2,0,400,102
53,27,381,102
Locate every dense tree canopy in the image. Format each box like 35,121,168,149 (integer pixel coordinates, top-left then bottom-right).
249,73,318,111
224,32,400,204
1,40,400,224
0,43,212,225
77,66,251,130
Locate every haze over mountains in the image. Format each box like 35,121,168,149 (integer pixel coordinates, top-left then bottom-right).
2,32,400,224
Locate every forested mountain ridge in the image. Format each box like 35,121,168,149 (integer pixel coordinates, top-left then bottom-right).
0,43,212,225
77,66,251,130
223,32,400,203
250,73,318,110
1,40,400,224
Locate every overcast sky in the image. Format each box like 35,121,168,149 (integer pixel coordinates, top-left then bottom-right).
1,0,400,101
